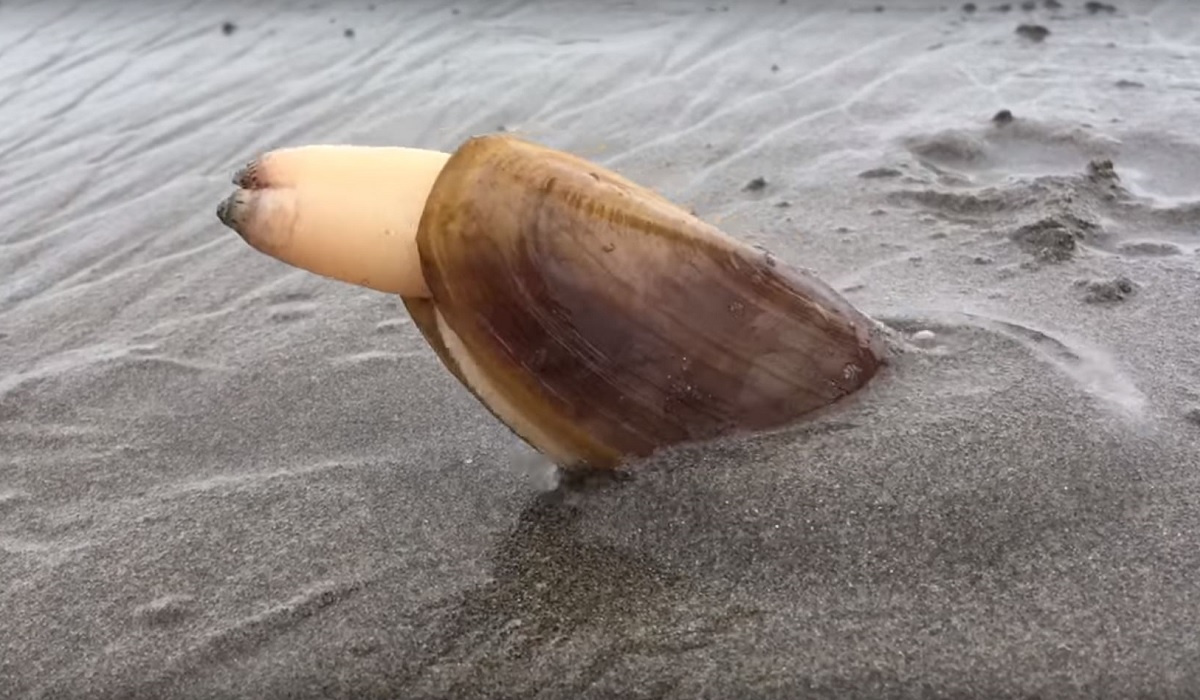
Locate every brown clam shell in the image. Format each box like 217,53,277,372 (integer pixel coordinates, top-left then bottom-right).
403,134,887,470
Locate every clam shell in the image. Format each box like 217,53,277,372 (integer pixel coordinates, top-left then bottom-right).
406,135,887,469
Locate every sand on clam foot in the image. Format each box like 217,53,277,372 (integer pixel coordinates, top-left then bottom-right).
2,0,1199,698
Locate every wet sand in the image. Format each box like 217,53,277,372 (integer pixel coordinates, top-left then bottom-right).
3,0,1200,698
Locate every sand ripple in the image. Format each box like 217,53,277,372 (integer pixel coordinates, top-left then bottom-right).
2,1,1199,698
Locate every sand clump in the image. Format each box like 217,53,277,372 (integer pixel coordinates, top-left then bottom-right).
1010,217,1084,262
1075,275,1137,303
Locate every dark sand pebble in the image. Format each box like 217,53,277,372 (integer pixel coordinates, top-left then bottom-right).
835,226,853,233
1088,158,1119,181
221,21,237,35
972,255,994,264
1184,407,1200,426
135,595,196,626
771,64,779,72
344,28,355,38
1075,275,1136,303
859,167,903,179
452,7,461,14
1115,79,1144,89
870,208,888,216
1085,1,1117,14
775,200,791,208
1117,240,1183,257
1020,0,1036,9
1016,24,1050,41
742,177,767,192
1010,218,1082,262
962,2,977,12
1044,0,1062,8
992,109,1014,125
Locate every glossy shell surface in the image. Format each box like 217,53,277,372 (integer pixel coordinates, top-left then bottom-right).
405,135,887,469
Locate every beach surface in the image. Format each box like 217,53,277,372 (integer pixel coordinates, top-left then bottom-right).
2,0,1200,697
